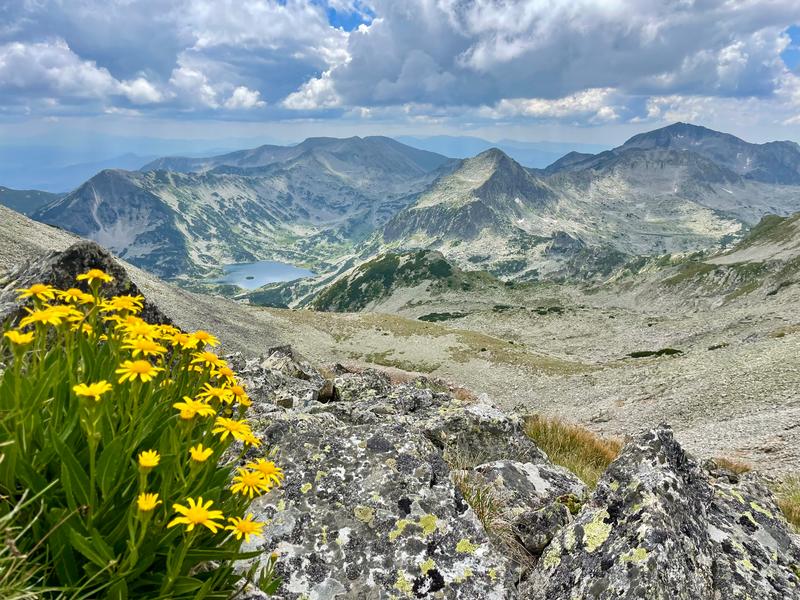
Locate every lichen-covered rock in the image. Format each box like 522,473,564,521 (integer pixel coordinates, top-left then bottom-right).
260,345,332,401
512,502,572,557
521,425,800,600
472,460,587,516
332,368,393,403
228,353,328,414
320,374,547,465
0,241,168,325
240,411,514,599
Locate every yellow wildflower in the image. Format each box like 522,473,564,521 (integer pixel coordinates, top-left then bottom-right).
19,307,68,328
170,332,199,350
189,444,214,463
56,288,86,302
122,337,167,357
115,359,163,383
225,514,265,542
4,330,35,345
137,492,162,512
246,459,285,488
191,351,225,369
73,381,113,402
190,330,220,347
16,283,56,301
211,416,253,442
230,468,271,498
76,268,113,284
173,397,216,420
212,365,236,382
167,497,224,533
229,384,251,406
121,320,160,340
138,450,160,469
241,431,262,447
102,295,144,314
197,383,234,405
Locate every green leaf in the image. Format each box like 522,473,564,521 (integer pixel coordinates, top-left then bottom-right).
68,528,114,568
106,578,128,600
96,436,127,498
51,428,89,509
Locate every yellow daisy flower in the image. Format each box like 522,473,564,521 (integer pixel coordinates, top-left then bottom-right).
137,492,162,512
225,514,264,542
246,459,285,488
241,431,262,447
229,385,252,407
189,444,214,463
211,417,253,442
211,365,236,382
167,497,224,533
170,332,199,350
191,351,225,369
115,359,163,383
15,283,56,301
137,449,160,469
19,307,68,328
4,330,35,345
173,397,216,420
122,337,167,357
230,468,271,498
57,287,87,303
73,381,113,402
191,330,220,347
76,268,114,284
197,383,234,405
102,295,144,314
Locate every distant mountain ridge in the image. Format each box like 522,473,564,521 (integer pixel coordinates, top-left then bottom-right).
0,186,63,216
35,137,456,277
27,122,800,286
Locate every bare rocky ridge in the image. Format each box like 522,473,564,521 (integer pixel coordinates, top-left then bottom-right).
1,241,798,599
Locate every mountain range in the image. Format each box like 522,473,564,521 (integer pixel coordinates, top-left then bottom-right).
11,122,800,285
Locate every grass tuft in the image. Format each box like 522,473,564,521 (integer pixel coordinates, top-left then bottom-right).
713,457,753,475
775,475,800,533
523,415,622,489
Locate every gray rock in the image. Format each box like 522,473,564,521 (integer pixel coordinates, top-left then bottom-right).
472,460,587,516
522,424,800,600
240,411,514,599
512,502,572,557
0,241,169,325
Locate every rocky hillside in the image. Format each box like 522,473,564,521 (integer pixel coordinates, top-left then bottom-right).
381,125,800,281
33,138,455,278
1,241,798,599
311,250,494,312
0,185,62,216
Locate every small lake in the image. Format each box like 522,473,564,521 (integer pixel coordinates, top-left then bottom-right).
214,260,314,289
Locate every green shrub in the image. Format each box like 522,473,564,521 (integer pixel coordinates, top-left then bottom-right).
0,273,282,598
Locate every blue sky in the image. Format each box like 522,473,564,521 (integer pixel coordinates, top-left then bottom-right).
1,0,800,156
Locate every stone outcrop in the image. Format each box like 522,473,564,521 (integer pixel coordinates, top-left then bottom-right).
521,425,800,600
0,241,168,324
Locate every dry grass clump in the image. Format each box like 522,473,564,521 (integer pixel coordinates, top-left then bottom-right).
523,415,623,489
775,475,800,533
713,457,753,475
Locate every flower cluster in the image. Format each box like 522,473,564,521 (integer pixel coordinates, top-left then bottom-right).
1,270,284,596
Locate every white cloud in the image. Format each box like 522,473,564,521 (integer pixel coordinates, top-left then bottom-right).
0,38,118,99
168,63,220,108
224,85,266,109
484,89,621,122
119,77,164,104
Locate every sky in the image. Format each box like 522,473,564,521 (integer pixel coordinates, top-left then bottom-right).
1,0,800,156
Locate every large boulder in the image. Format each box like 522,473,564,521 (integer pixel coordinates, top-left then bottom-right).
0,241,168,325
521,425,800,600
319,373,547,465
239,411,515,599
